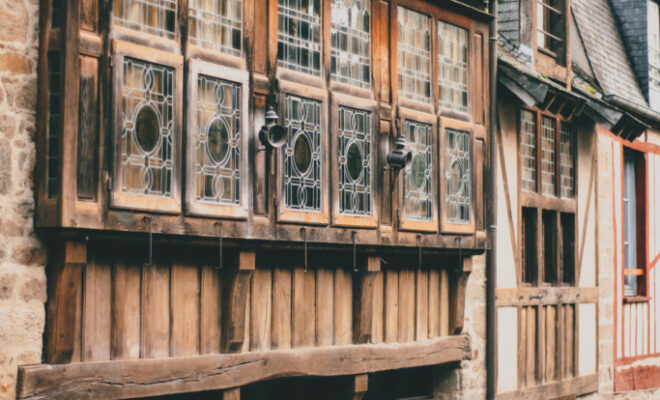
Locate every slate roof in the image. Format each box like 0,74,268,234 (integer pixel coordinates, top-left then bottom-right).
571,0,648,107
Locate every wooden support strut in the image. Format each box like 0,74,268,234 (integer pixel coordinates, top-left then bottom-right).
449,256,472,335
222,251,256,353
357,256,382,344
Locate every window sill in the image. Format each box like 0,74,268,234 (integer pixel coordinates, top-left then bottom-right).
623,296,650,304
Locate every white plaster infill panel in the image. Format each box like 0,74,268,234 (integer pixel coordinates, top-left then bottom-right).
497,307,518,392
579,302,597,376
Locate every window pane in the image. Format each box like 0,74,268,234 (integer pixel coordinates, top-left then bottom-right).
404,120,432,221
522,207,537,284
120,58,175,197
520,109,537,193
278,0,322,76
623,150,638,296
561,213,575,284
284,95,322,211
113,0,176,39
438,21,469,114
541,116,556,196
338,107,372,216
542,210,557,284
537,0,563,54
193,76,241,205
188,0,243,56
331,0,371,88
397,7,431,103
445,128,471,224
559,123,574,198
47,52,61,198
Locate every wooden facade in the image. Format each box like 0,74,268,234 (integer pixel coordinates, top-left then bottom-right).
24,0,492,398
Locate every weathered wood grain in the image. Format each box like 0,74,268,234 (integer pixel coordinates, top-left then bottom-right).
82,253,111,361
171,263,200,357
200,265,222,354
316,268,334,346
250,268,272,351
140,262,170,358
333,268,352,345
384,269,399,343
111,259,140,360
271,266,292,349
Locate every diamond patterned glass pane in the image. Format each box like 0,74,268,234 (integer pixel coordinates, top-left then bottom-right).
520,109,537,193
278,0,322,76
397,7,431,103
404,120,432,221
284,95,322,211
445,129,470,224
120,58,174,197
188,0,243,56
193,76,241,205
338,106,372,216
541,116,556,196
438,21,469,114
559,123,574,198
47,52,60,198
331,0,371,88
113,0,176,39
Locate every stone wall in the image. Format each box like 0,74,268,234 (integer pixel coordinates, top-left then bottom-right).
0,1,46,399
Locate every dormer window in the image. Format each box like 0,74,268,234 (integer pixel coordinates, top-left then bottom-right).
536,0,566,62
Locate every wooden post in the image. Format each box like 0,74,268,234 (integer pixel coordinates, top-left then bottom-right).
45,240,86,364
222,251,255,353
449,256,472,335
357,257,382,343
223,387,240,400
349,374,368,400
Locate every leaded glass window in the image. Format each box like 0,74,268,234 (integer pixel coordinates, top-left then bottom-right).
541,116,556,196
284,95,322,211
47,52,61,198
113,0,176,39
559,123,574,198
193,76,241,205
445,129,470,224
188,0,243,56
277,0,322,76
521,109,537,193
397,7,431,103
331,0,371,88
338,107,372,216
404,120,432,221
120,58,174,197
438,21,469,114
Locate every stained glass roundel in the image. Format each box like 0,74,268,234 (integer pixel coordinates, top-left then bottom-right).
449,159,464,194
294,133,312,174
207,119,230,164
135,106,160,152
346,142,363,181
411,153,426,189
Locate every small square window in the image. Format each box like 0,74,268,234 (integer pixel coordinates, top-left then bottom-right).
397,7,432,103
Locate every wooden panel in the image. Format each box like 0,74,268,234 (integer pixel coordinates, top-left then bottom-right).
372,271,384,343
546,305,556,382
526,306,537,386
171,263,200,357
428,269,440,337
200,265,222,354
253,0,267,73
223,388,240,400
77,56,98,200
565,305,574,378
82,254,111,361
415,270,429,340
384,269,398,342
111,260,141,360
439,268,449,336
496,374,599,400
398,270,415,342
292,266,315,347
377,0,390,104
18,336,471,400
333,268,352,345
271,267,292,349
316,268,334,346
80,0,98,31
141,263,170,358
250,268,272,351
537,304,546,384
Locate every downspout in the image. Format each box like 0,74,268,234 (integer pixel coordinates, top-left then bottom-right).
486,0,498,399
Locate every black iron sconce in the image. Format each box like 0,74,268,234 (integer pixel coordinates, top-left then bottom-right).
258,106,286,149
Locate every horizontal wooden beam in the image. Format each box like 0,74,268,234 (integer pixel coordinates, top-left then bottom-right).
495,373,598,400
17,336,470,400
496,287,598,307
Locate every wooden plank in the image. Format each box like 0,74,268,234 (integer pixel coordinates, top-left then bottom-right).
557,304,565,380
200,265,222,354
252,0,267,74
398,269,415,342
537,304,546,384
351,374,369,400
223,252,255,352
372,271,384,343
17,336,471,400
171,263,200,357
80,0,98,31
271,267,292,349
140,263,170,359
250,268,272,351
416,270,429,340
517,306,526,388
439,268,449,336
546,305,556,382
384,269,398,342
495,374,598,400
565,304,574,378
82,252,111,362
316,268,334,346
428,269,440,338
333,268,352,345
292,266,315,347
449,268,469,335
526,306,537,386
495,287,599,307
223,387,240,400
111,259,140,360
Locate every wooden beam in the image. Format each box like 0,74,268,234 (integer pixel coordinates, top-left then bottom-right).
350,374,368,400
17,336,470,400
222,251,255,353
495,287,598,307
223,388,240,400
449,258,471,335
495,373,598,400
357,257,382,343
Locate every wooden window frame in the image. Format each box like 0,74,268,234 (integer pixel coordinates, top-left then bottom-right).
276,80,330,225
330,92,379,228
397,107,438,232
518,107,577,287
185,59,250,219
110,40,184,213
